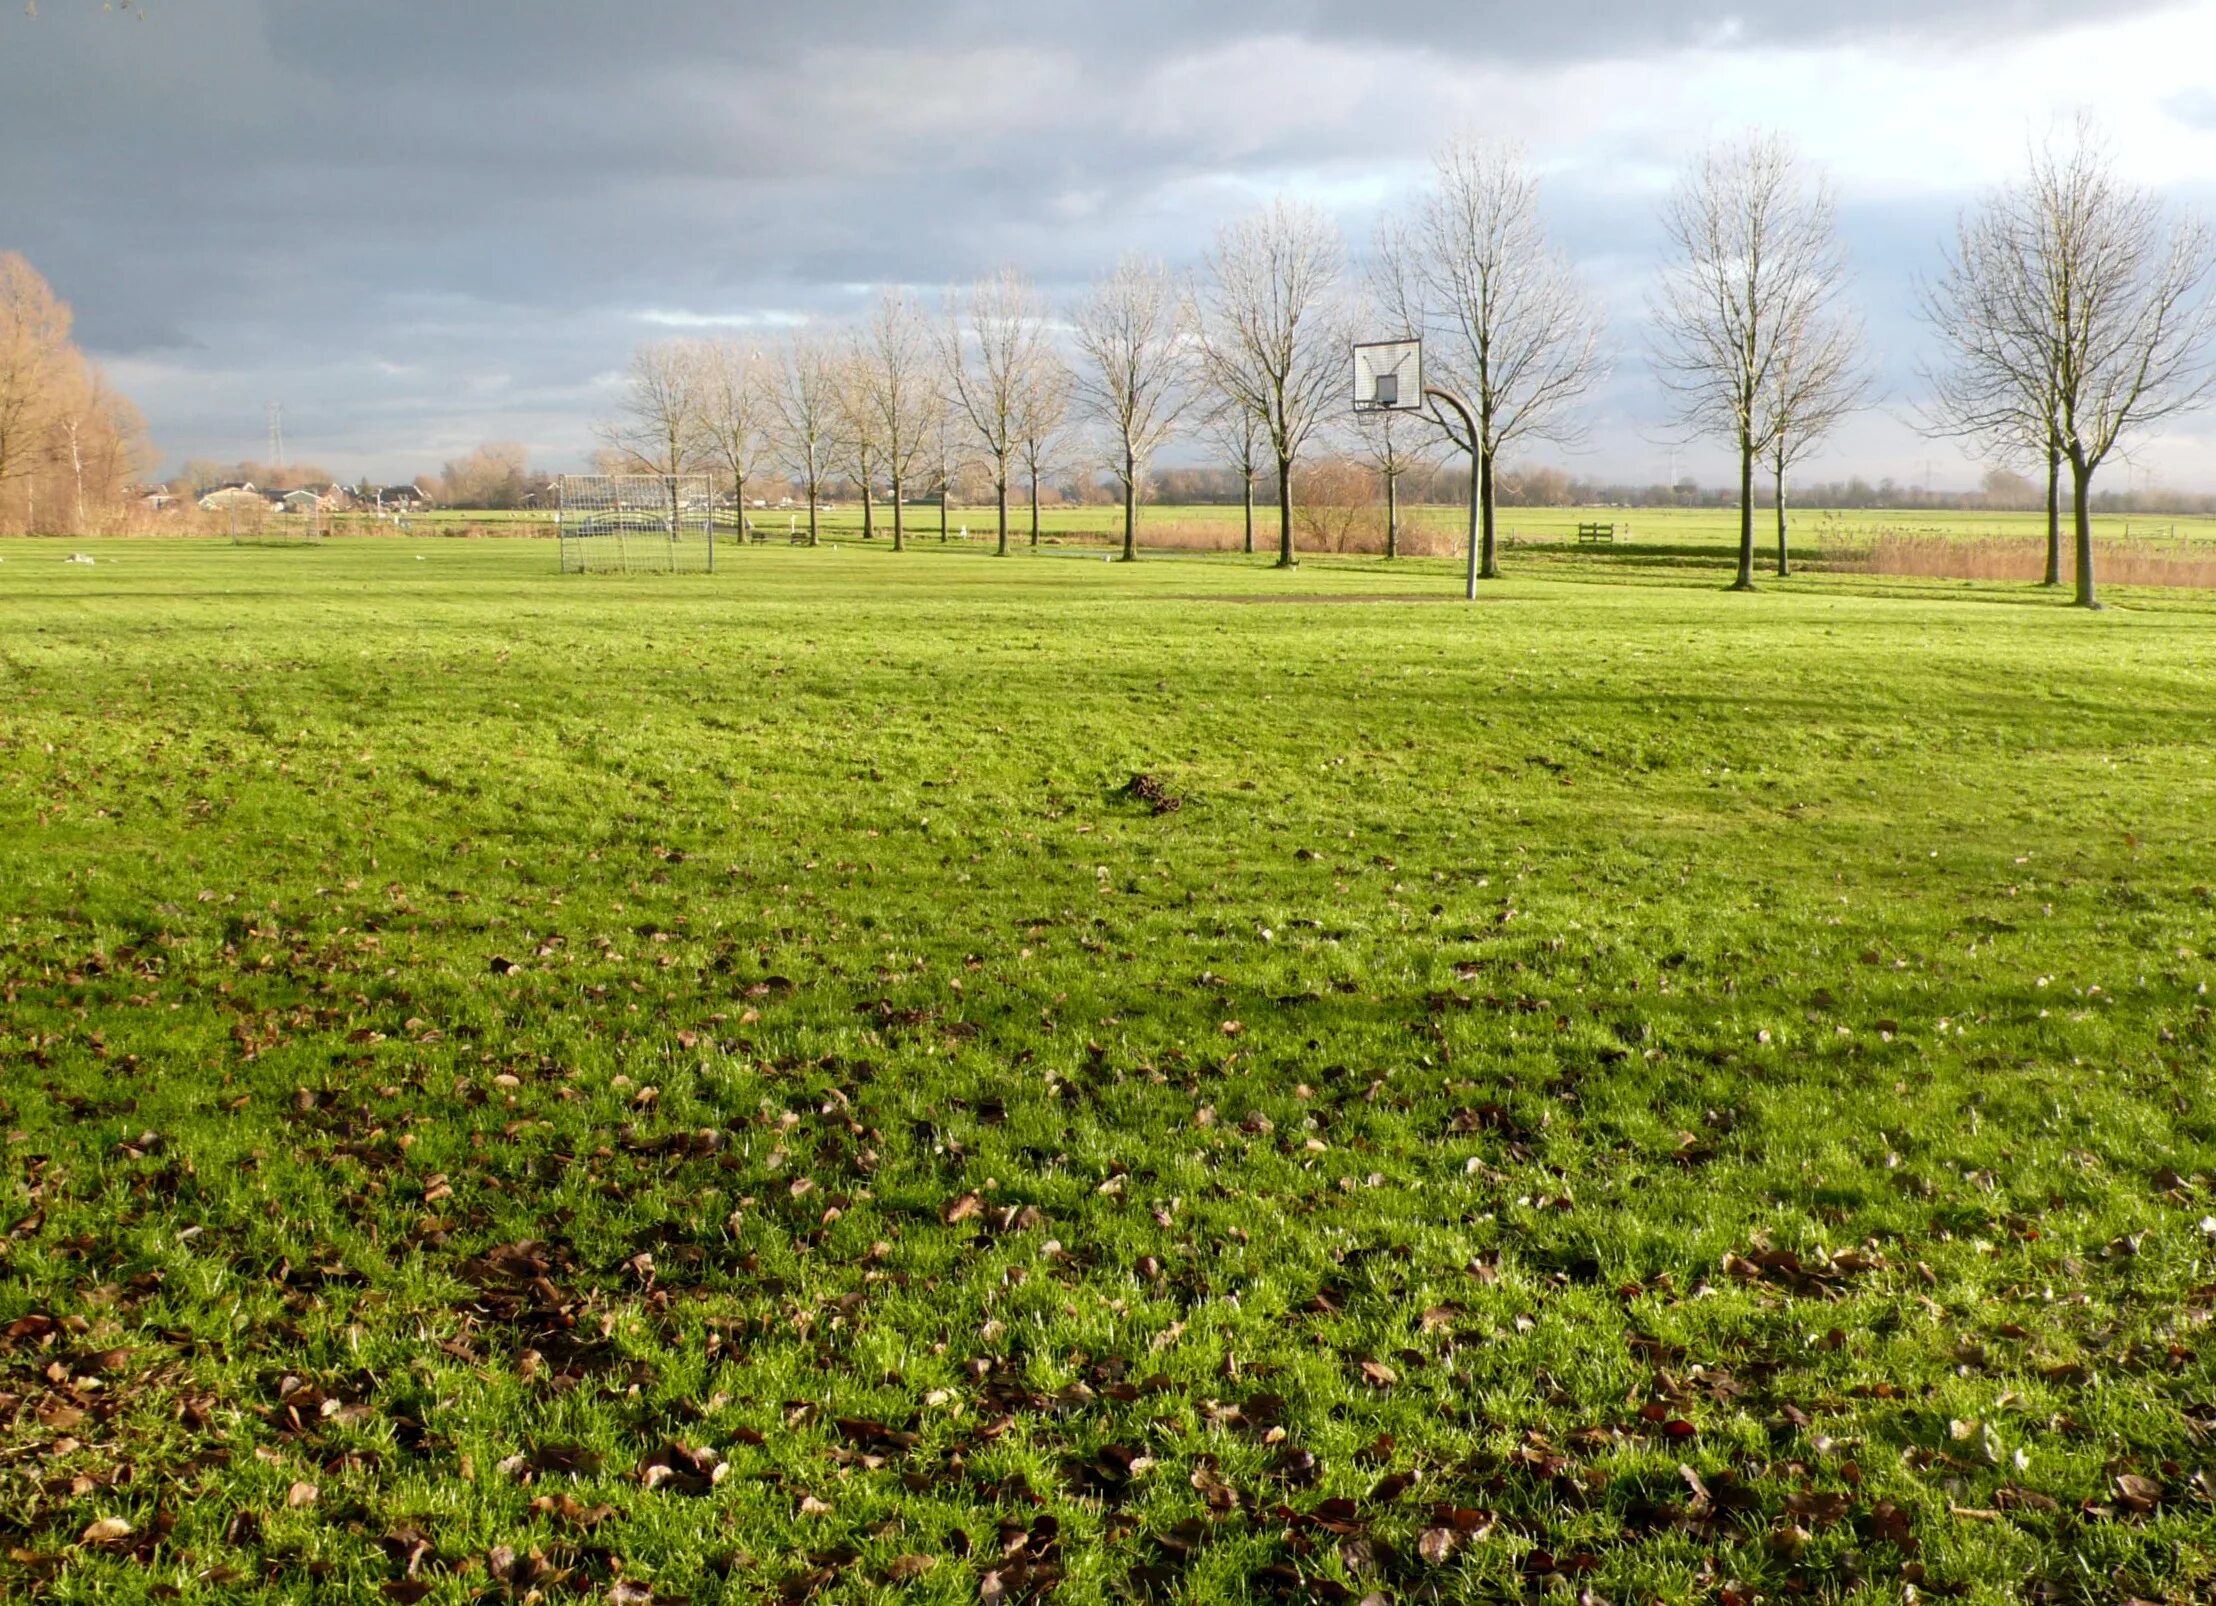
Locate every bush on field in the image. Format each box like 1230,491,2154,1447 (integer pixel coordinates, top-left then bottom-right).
1841,534,2216,589
1292,458,1385,552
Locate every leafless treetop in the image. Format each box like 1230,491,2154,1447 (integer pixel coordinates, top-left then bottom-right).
1373,137,1605,460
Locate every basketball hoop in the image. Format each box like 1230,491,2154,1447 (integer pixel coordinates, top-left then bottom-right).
1352,339,1423,413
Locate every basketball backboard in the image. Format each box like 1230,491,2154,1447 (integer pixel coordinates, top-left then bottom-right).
1352,339,1423,412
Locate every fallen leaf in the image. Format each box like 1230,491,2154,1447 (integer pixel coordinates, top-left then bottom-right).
943,1192,983,1225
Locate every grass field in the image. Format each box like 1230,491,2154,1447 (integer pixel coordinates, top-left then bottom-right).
4,537,2216,1603
398,502,2216,558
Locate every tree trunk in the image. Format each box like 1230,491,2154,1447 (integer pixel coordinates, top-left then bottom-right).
2042,445,2061,587
2070,452,2098,610
1242,473,1254,555
1029,467,1040,547
940,481,949,542
68,422,86,534
1385,469,1399,560
892,475,905,552
1478,451,1499,580
1462,443,1480,600
996,472,1009,557
1120,450,1137,563
1275,455,1296,568
1731,441,1756,590
1774,460,1789,578
861,481,874,541
807,472,819,547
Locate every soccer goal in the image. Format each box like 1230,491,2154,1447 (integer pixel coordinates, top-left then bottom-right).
556,474,716,573
227,499,331,546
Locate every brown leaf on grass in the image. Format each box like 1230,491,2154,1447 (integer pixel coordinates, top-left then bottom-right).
885,1554,935,1581
1357,1360,1397,1388
943,1192,983,1225
1863,1497,1915,1545
285,1481,319,1508
529,1492,615,1529
2115,1473,2162,1513
1417,1527,1457,1566
486,1545,568,1591
1784,1489,1852,1525
80,1516,133,1545
638,1441,726,1494
499,1442,605,1481
381,1584,434,1604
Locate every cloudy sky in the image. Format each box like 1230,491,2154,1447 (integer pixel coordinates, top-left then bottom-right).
7,0,2216,488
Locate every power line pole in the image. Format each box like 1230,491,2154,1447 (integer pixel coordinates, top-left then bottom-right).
267,403,286,473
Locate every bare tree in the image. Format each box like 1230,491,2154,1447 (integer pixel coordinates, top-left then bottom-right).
832,334,884,541
1192,198,1348,568
1922,118,2216,607
926,406,965,543
1762,301,1869,576
598,340,702,478
1013,356,1072,548
1197,399,1265,555
1070,256,1189,563
1352,407,1440,560
772,330,840,546
437,441,530,508
1374,138,1605,578
940,268,1055,557
693,335,774,531
860,288,942,554
53,366,150,533
1923,217,2071,586
0,252,70,523
1650,132,1847,591
597,340,704,540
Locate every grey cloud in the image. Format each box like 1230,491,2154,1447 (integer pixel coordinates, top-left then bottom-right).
0,0,2201,477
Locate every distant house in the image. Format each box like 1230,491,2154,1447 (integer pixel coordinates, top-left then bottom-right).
197,481,263,511
139,490,176,510
278,489,325,514
367,483,431,513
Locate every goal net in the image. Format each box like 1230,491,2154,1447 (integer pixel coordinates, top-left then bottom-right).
227,499,331,546
557,474,716,573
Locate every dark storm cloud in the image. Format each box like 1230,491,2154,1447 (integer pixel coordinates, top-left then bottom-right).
0,0,2195,475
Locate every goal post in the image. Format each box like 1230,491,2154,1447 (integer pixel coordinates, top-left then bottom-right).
556,474,716,574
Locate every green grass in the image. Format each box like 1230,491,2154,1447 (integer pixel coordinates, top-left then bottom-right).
400,500,2216,555
4,536,2216,1603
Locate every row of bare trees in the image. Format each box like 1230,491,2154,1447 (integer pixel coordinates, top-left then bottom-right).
1920,116,2216,609
594,153,1606,573
595,295,1073,554
0,253,154,535
590,118,2210,602
1649,117,2215,607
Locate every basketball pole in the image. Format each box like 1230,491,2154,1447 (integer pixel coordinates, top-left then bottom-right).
1425,386,1482,602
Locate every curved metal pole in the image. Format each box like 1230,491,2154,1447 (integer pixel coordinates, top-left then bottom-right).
1425,386,1481,601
